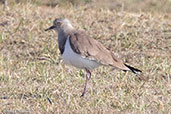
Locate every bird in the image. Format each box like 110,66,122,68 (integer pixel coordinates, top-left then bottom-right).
45,18,142,97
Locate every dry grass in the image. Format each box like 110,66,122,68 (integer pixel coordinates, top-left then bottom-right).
4,0,171,13
0,2,171,114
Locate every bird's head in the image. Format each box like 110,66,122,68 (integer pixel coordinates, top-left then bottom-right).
45,18,73,32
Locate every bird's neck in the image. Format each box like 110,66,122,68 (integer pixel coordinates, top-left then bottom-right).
61,24,74,33
58,24,74,40
58,26,74,38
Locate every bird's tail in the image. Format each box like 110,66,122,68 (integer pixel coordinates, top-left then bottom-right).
124,64,142,75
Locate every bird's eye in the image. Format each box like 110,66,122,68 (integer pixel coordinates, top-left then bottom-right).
57,22,61,26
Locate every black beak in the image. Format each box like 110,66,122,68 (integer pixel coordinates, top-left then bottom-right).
45,25,56,31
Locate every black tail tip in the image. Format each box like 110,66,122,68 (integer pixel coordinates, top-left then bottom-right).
124,64,142,74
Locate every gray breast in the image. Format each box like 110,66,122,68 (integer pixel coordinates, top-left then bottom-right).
58,32,68,54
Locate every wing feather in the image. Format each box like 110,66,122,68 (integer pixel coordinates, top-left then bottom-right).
68,30,129,70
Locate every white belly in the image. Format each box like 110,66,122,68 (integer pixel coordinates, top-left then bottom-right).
61,38,100,70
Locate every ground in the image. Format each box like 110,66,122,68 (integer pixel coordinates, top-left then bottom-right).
0,1,171,114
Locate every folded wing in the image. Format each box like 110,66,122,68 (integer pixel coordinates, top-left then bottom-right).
68,30,131,71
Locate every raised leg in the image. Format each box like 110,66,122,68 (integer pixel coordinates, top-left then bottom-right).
80,68,91,97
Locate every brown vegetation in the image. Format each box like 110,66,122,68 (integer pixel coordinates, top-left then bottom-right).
0,1,170,113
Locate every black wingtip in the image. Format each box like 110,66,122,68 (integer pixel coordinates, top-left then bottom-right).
124,64,142,75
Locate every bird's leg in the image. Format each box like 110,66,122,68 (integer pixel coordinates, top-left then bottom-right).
80,68,91,97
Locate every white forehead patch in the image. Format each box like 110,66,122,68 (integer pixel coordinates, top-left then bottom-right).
63,19,73,28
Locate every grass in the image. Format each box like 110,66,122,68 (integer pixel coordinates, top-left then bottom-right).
0,1,171,114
